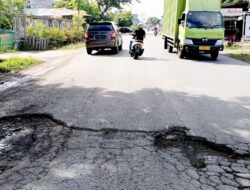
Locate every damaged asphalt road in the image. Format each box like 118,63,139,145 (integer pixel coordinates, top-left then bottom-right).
1,36,250,189
0,114,250,190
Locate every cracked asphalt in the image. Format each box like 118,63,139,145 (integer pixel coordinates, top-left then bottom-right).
1,35,250,189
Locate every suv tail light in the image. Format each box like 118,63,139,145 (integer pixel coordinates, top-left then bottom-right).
111,32,116,40
85,33,89,39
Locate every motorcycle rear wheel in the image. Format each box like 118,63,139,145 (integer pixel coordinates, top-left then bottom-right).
133,54,139,60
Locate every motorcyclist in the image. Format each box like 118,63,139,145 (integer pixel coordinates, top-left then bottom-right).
129,25,146,51
153,27,158,36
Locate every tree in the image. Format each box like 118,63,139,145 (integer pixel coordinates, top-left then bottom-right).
96,0,135,19
0,0,26,28
0,13,12,29
54,0,136,20
114,11,133,27
53,0,74,9
54,0,100,20
70,14,85,40
146,17,161,27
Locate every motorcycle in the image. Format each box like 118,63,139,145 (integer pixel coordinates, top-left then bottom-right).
154,30,158,37
129,40,144,60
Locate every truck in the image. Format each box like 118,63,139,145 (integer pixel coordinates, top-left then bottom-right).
162,0,224,60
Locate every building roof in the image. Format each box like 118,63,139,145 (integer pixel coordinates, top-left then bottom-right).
222,1,249,11
24,8,88,18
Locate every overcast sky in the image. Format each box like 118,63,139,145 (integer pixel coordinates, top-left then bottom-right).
125,0,164,19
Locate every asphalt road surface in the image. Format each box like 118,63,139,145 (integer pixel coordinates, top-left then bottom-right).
1,35,250,189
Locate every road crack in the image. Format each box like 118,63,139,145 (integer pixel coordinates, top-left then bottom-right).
1,113,250,189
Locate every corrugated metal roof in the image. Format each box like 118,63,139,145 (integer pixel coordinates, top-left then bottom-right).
24,8,88,18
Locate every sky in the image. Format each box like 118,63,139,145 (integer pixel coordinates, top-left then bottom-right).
125,0,164,19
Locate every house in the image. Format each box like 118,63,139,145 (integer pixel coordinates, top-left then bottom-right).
221,1,249,41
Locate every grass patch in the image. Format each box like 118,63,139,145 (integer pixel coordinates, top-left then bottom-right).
0,49,17,54
227,52,250,64
0,57,42,73
225,45,250,50
59,42,85,50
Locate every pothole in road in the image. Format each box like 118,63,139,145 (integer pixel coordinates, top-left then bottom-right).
154,127,250,168
154,127,250,189
0,114,71,175
0,114,250,189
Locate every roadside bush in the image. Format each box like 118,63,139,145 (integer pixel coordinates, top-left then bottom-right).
47,27,67,48
0,13,12,29
25,15,86,49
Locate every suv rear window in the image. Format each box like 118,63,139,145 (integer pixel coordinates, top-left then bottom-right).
88,25,113,32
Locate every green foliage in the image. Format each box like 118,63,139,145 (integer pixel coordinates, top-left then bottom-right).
26,22,48,38
48,27,67,47
26,15,85,49
0,13,12,29
131,24,138,31
96,0,134,19
71,14,85,38
0,0,26,27
0,57,41,73
114,11,133,27
1,0,26,13
53,0,74,9
54,0,100,20
53,0,136,20
84,2,100,20
146,17,161,27
103,12,116,21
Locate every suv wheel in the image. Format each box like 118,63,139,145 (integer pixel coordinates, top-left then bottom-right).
112,46,119,54
87,48,92,55
119,44,123,51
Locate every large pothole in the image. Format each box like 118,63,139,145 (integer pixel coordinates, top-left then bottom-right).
1,114,250,189
154,127,250,189
154,127,250,167
0,114,71,175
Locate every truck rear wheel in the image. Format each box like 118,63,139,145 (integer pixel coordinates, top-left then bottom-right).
178,46,185,59
164,38,168,49
168,46,173,53
211,51,219,60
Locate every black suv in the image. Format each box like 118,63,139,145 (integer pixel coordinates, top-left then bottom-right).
85,22,123,55
119,27,133,34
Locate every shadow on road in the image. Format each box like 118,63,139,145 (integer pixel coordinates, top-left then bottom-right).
188,54,250,66
140,57,170,62
1,80,250,149
91,50,170,62
1,78,250,188
92,49,130,58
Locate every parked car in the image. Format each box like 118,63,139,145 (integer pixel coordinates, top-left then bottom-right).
85,22,123,55
119,27,133,34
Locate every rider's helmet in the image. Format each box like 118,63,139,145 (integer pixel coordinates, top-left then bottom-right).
138,24,144,30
